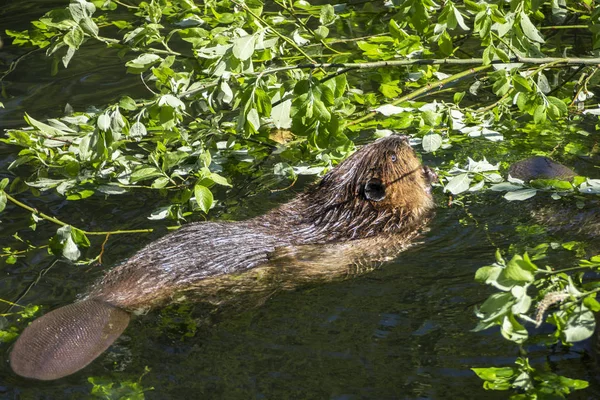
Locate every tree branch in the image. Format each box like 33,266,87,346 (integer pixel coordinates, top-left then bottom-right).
348,65,493,126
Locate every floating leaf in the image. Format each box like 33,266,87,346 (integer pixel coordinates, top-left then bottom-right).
504,189,537,201
445,173,472,195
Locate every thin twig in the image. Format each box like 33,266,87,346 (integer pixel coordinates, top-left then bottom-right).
181,56,600,98
348,65,493,126
4,192,179,235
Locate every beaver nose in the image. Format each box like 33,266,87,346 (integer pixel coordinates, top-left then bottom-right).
388,134,411,150
395,135,410,146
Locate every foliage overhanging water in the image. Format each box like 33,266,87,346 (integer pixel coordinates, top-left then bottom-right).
1,1,599,399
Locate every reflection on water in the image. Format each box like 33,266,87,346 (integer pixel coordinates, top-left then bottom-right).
1,3,599,400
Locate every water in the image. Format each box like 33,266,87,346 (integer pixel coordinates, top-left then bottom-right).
1,3,599,400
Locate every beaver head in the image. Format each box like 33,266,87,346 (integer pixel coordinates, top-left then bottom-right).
273,135,436,242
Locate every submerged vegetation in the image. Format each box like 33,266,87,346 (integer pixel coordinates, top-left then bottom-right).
0,0,599,397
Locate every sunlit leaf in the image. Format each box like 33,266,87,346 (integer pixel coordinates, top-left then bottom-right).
422,132,442,152
445,173,472,194
563,304,595,342
519,12,545,43
504,189,537,201
232,34,256,61
0,191,6,213
194,184,213,213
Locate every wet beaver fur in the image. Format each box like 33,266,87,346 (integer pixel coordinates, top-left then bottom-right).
508,156,599,239
9,135,437,380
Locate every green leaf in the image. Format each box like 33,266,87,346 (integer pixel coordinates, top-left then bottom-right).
246,108,260,131
271,98,292,129
0,178,8,190
97,114,111,131
152,177,170,189
24,113,68,137
472,366,516,382
422,132,442,152
66,189,94,200
500,314,528,343
209,172,231,187
475,265,501,284
537,73,551,94
232,34,256,61
158,95,185,110
519,12,545,43
512,75,532,93
563,304,595,342
501,254,537,283
475,292,514,324
130,122,147,137
194,184,213,213
438,32,453,56
504,189,537,201
0,191,6,213
533,104,546,124
453,91,465,104
445,173,472,195
495,47,510,62
119,96,137,110
125,53,162,73
54,225,81,261
70,227,90,248
80,16,99,37
320,4,336,25
583,296,600,312
314,26,329,40
547,96,568,114
130,167,163,183
63,25,85,49
452,7,469,31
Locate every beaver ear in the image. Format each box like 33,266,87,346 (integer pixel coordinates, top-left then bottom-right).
364,178,386,201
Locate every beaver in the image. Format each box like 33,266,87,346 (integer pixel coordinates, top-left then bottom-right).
508,156,576,182
507,156,599,239
9,135,437,381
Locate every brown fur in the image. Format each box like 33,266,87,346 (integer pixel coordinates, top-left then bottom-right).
10,135,436,380
85,135,435,310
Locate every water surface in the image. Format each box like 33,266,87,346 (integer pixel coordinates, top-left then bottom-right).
0,3,599,399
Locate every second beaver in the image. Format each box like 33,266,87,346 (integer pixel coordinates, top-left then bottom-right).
508,156,599,239
9,135,437,381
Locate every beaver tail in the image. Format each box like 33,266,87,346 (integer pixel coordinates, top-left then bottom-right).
9,299,130,380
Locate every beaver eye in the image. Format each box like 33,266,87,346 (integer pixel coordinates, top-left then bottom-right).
390,154,397,163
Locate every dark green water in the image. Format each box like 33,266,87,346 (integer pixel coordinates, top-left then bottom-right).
1,3,599,399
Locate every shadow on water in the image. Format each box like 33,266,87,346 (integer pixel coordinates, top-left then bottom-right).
1,4,600,400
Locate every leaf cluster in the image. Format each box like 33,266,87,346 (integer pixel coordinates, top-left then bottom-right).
472,250,600,397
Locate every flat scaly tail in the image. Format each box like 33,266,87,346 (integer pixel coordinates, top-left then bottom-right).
10,299,130,380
